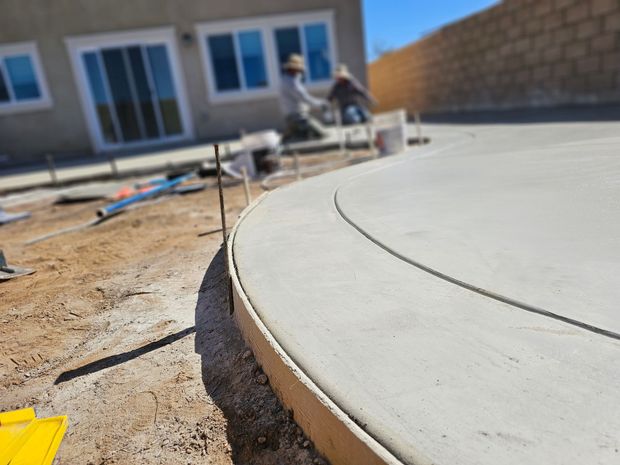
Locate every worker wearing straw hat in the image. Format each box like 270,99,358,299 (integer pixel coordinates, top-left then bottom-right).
279,53,329,142
328,63,377,125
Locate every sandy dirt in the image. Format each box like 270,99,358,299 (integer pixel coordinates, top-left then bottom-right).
0,159,351,465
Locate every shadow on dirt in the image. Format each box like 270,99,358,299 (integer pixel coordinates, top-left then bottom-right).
55,326,196,384
193,248,328,465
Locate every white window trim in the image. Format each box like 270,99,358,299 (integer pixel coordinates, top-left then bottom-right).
196,9,337,104
0,41,52,115
65,27,194,154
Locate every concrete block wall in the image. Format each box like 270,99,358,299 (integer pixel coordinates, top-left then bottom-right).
368,0,620,114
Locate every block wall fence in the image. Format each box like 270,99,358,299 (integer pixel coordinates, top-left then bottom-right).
368,0,620,114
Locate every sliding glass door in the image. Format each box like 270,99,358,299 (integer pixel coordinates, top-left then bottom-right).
81,43,183,146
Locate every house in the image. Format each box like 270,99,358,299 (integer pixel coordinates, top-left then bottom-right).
0,0,365,165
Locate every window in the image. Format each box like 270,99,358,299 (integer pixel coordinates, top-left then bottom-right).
274,23,331,82
0,42,51,113
238,31,268,89
66,27,193,152
206,30,268,93
197,10,337,103
274,27,302,70
303,24,331,81
81,44,183,145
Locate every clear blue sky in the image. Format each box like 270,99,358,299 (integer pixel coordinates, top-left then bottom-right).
363,0,499,61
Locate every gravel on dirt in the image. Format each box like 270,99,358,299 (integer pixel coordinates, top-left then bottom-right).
0,167,344,465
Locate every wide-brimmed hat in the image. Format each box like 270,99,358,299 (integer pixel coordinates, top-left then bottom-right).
333,64,351,79
283,54,305,71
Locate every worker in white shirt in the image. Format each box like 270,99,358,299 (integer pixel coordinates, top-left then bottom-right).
279,54,329,142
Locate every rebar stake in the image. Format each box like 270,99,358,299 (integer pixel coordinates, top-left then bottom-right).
214,144,234,314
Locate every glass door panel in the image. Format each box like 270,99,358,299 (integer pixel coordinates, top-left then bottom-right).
81,43,183,147
146,45,182,136
82,52,118,144
127,46,160,139
101,48,141,142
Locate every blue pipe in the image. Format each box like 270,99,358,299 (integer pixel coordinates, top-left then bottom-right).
97,173,195,218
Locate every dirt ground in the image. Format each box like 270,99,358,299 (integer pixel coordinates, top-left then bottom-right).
0,152,365,465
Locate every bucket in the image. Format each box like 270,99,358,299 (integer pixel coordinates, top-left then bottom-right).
373,109,408,156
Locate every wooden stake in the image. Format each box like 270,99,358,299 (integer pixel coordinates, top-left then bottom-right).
293,152,302,181
366,122,377,158
333,102,345,156
46,154,58,185
241,166,252,206
108,155,119,178
414,111,423,145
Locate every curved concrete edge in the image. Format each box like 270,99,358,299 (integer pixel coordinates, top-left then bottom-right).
228,193,404,465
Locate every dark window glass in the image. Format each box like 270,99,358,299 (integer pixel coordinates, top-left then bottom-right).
146,45,182,136
208,34,240,92
102,48,141,142
128,46,159,139
238,31,267,89
304,24,331,81
0,67,9,102
274,27,301,69
82,52,117,143
5,55,41,100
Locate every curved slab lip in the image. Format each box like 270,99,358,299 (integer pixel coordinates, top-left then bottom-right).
228,192,418,465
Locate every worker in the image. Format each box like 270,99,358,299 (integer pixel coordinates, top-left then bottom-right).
328,64,377,125
279,54,329,142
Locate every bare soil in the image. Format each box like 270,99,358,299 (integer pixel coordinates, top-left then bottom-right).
0,166,341,465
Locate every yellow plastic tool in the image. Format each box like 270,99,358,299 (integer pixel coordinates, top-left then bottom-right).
0,408,67,465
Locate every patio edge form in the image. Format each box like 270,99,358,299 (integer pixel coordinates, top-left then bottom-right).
227,193,403,465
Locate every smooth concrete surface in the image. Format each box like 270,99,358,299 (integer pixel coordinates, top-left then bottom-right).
230,117,620,465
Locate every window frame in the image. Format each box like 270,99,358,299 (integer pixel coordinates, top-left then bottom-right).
196,10,337,104
0,41,52,115
65,27,194,154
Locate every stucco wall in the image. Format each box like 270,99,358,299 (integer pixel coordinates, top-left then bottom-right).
368,0,620,115
0,0,365,164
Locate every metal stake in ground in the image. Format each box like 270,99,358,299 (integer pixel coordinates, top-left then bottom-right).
214,144,234,314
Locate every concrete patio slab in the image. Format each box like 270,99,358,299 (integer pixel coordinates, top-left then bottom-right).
229,116,620,465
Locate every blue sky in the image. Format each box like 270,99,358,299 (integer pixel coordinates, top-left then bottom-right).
363,0,499,61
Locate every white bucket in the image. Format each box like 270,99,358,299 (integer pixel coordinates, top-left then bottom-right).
373,109,408,156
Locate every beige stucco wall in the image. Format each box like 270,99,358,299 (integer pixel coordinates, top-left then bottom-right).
0,0,366,164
